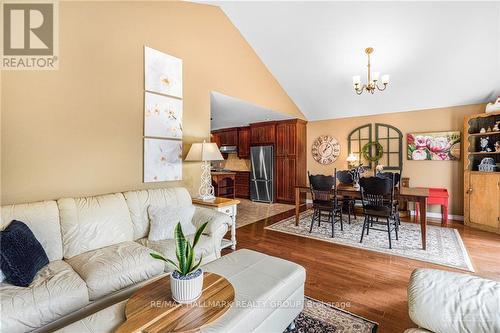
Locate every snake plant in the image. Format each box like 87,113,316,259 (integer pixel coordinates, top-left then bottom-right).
150,221,208,276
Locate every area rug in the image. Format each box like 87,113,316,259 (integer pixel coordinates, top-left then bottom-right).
285,297,378,333
266,211,474,272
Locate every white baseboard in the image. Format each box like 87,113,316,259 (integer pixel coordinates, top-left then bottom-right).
305,199,464,221
409,210,464,221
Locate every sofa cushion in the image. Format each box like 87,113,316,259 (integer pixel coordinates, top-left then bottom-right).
0,220,49,287
0,260,89,333
58,193,134,258
123,188,192,240
1,200,62,261
137,234,217,271
66,241,164,300
148,204,196,241
200,249,306,333
408,268,500,333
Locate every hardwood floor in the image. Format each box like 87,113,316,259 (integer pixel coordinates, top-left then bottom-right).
223,207,500,333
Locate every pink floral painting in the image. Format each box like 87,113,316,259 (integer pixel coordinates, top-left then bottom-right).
407,131,461,161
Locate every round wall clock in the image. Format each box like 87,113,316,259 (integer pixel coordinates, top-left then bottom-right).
311,135,341,165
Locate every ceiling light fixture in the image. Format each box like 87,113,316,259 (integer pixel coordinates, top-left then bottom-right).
352,47,389,95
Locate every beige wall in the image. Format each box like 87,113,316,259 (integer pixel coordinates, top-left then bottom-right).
307,104,485,216
1,1,303,205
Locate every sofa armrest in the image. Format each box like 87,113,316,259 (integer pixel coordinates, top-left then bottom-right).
192,206,231,235
191,207,230,259
407,268,500,333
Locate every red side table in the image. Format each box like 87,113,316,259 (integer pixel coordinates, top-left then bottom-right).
415,188,449,226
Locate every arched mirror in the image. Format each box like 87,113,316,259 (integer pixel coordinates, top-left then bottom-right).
347,124,372,168
375,123,403,170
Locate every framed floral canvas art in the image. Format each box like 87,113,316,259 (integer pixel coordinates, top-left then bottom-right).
144,46,182,98
143,138,182,182
144,92,183,139
407,131,461,161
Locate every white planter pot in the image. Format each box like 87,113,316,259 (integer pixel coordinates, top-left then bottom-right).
170,269,204,304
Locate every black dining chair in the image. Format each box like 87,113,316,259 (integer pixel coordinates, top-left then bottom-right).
308,172,343,237
336,170,357,223
376,170,402,225
359,175,399,249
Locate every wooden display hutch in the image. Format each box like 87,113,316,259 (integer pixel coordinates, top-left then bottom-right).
464,110,500,234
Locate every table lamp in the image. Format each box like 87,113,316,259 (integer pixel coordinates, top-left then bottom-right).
185,140,224,200
346,153,359,168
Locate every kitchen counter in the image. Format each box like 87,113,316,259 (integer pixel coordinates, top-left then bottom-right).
211,171,237,175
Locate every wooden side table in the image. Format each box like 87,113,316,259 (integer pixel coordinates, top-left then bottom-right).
115,272,234,333
192,197,240,250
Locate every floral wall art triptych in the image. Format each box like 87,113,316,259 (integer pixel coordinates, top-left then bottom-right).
143,46,183,182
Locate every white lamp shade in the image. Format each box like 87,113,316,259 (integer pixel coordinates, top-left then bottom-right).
346,153,359,162
185,141,224,162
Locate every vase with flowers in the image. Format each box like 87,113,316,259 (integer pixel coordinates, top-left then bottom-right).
349,164,365,190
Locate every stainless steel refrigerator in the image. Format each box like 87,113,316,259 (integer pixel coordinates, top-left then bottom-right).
250,145,274,203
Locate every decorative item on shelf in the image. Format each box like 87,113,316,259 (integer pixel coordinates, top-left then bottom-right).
150,222,208,304
478,157,496,172
487,126,492,133
493,122,500,132
362,141,384,163
480,127,486,134
311,135,341,165
485,96,500,113
352,47,389,95
407,131,461,161
348,164,365,190
495,141,500,152
185,140,224,200
479,137,492,152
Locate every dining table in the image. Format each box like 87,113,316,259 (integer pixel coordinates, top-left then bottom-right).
294,184,433,250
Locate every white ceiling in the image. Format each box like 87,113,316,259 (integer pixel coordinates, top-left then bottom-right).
207,1,500,120
210,91,294,130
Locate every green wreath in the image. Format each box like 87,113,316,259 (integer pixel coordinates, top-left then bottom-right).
362,141,384,162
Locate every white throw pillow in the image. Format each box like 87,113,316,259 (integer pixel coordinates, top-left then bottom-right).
148,205,196,241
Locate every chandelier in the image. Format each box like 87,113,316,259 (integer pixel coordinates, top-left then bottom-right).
352,47,389,95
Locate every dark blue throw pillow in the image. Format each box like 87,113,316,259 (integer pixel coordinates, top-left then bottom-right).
0,220,49,287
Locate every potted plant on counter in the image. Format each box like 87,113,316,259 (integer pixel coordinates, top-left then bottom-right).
150,222,208,304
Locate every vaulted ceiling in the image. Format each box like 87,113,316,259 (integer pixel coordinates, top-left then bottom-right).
209,1,500,120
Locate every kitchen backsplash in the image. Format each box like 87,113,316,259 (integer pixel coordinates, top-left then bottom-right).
214,153,251,171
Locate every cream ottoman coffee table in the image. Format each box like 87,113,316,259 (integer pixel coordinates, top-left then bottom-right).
56,249,306,333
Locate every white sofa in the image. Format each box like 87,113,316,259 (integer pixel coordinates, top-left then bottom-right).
54,249,306,333
0,187,230,333
405,268,500,333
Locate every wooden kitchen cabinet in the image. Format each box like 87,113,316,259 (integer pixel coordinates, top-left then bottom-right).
211,132,221,147
276,121,297,157
212,128,237,146
250,122,276,145
212,172,235,199
275,157,296,202
274,119,307,203
237,127,250,159
235,171,250,198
